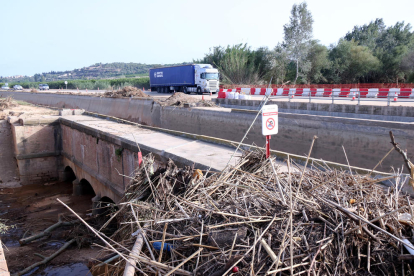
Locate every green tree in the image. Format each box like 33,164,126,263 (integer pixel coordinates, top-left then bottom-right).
375,22,414,83
401,50,414,82
328,39,380,83
269,44,290,84
283,2,314,84
344,19,385,50
345,19,414,82
305,40,330,83
197,44,270,84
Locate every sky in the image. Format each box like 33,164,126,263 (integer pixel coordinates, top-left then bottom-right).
1,0,413,77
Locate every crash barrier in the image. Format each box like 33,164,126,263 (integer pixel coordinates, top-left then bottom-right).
218,88,414,99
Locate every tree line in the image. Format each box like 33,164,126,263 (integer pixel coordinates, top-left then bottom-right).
0,77,150,90
0,62,188,84
197,3,414,85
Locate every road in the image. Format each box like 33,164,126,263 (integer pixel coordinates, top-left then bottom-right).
2,89,414,107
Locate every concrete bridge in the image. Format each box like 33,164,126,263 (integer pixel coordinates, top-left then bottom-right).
1,91,413,174
7,110,238,205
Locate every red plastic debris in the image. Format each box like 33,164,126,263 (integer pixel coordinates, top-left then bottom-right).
232,266,239,273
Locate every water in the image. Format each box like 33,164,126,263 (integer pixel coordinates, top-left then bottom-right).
23,263,92,276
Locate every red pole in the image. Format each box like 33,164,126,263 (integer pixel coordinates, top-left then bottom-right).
266,135,271,158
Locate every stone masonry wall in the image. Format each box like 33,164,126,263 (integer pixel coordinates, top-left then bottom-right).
11,121,62,185
0,120,19,187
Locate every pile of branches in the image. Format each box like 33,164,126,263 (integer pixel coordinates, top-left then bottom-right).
91,151,414,275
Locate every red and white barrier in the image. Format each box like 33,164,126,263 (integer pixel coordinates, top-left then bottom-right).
322,88,332,97
368,88,378,98
294,88,304,97
332,88,341,97
218,87,413,100
339,88,350,97
377,88,389,98
399,88,413,98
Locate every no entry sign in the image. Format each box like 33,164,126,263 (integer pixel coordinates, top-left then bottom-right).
262,105,278,136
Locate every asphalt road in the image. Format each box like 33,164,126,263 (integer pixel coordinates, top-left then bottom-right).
2,89,414,107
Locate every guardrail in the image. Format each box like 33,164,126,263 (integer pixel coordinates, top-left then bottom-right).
269,91,414,106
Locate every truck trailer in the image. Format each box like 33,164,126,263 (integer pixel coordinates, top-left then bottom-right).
149,64,219,94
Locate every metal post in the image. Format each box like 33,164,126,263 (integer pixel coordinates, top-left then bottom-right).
358,89,361,105
288,91,291,103
387,93,390,106
266,135,271,159
332,92,334,104
309,90,311,103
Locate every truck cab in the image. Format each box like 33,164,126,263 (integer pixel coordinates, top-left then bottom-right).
194,64,219,94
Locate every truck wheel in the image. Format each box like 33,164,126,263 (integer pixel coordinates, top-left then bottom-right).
182,87,188,94
197,87,202,95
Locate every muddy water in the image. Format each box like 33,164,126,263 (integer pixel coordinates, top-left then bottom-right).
0,181,98,275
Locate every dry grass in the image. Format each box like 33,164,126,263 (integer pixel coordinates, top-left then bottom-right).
86,149,413,275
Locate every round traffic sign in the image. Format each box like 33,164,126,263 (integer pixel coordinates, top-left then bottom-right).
266,118,275,130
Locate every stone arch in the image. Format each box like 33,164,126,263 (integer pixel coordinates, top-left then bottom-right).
77,178,96,196
63,166,76,182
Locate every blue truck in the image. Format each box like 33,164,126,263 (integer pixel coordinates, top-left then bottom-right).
149,64,219,94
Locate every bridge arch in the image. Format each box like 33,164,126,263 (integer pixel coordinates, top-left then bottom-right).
78,178,96,196
63,166,76,182
62,156,122,203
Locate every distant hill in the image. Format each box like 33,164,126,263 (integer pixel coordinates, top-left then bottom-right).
1,62,190,83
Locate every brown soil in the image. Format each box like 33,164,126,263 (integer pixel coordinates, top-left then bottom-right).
0,97,18,119
156,92,219,107
0,181,99,274
0,97,58,120
104,86,150,98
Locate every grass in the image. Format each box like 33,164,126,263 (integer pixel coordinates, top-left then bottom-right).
15,100,32,106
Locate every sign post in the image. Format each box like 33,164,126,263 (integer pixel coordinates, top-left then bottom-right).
64,81,68,90
262,105,278,159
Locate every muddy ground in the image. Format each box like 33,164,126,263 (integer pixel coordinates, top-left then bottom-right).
0,181,99,275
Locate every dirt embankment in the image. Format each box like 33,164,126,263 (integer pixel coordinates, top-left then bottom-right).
0,97,18,119
102,86,218,107
155,92,219,107
104,86,150,98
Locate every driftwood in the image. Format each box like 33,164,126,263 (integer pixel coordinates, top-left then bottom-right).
389,130,414,187
123,227,147,276
19,218,76,245
81,149,414,275
12,239,76,276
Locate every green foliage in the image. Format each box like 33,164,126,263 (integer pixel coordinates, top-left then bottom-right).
115,148,124,161
269,44,290,84
1,62,188,84
197,44,270,85
283,2,314,83
0,219,15,234
6,77,150,90
345,19,414,82
328,39,380,83
305,40,330,83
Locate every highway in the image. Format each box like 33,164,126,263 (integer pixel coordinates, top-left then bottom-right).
2,88,414,107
